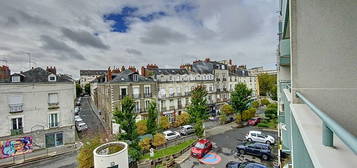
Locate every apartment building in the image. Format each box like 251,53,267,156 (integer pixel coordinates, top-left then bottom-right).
96,67,156,131
278,0,357,167
0,67,76,158
79,69,106,88
229,69,259,97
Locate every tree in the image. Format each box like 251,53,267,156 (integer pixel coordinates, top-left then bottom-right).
221,104,234,115
231,83,253,119
112,96,141,161
251,101,260,108
159,116,170,130
271,85,277,101
136,120,147,135
84,83,91,95
76,83,82,97
261,98,270,106
174,112,190,127
219,114,227,125
139,137,152,152
152,133,166,147
77,136,102,168
186,85,209,123
265,103,278,120
235,114,242,125
258,73,277,97
194,120,204,138
147,101,158,135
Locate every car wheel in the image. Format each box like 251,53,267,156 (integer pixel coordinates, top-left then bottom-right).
247,138,252,142
262,154,269,160
266,141,271,145
239,149,245,155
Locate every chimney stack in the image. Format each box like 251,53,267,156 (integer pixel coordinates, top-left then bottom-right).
0,65,10,82
46,66,57,74
107,67,112,81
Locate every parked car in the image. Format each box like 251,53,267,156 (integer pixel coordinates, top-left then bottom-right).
226,161,267,168
163,130,180,141
74,115,83,123
247,117,261,126
245,131,275,144
225,116,235,124
76,101,81,106
191,139,213,158
236,142,272,161
180,125,195,136
76,122,88,131
74,107,80,115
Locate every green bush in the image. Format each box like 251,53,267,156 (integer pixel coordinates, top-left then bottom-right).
257,123,269,128
261,98,270,106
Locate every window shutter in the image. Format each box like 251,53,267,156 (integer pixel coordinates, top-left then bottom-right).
8,95,23,105
49,93,58,104
133,87,139,95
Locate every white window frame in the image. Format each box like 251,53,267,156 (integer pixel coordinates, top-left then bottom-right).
49,113,59,128
11,76,20,82
48,93,59,105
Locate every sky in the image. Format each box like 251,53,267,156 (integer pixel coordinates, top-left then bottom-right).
0,0,279,79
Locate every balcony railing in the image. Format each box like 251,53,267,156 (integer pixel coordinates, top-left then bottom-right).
48,102,59,109
49,122,60,128
9,104,23,113
11,128,23,136
296,91,357,154
144,92,152,98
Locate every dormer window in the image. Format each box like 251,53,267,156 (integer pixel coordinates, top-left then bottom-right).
133,74,138,81
12,76,20,83
48,74,56,82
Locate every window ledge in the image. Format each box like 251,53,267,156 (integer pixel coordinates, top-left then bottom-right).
290,104,357,168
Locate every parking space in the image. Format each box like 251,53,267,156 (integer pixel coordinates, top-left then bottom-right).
179,126,278,168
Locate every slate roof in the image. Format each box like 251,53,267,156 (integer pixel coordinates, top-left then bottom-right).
151,69,189,75
3,67,73,83
80,70,106,76
110,70,153,83
192,61,227,74
230,69,250,77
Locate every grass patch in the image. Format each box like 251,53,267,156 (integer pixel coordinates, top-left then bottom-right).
258,119,277,129
142,139,196,160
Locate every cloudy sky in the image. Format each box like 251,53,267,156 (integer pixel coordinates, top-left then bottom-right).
0,0,278,78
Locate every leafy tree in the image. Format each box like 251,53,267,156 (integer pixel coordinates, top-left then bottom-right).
77,136,102,168
235,114,242,125
147,101,158,135
258,73,277,97
261,98,270,106
265,103,278,120
174,112,190,127
139,137,152,152
152,133,166,147
84,83,91,95
251,101,260,108
112,96,141,161
271,85,277,101
76,83,82,97
159,116,170,130
221,104,234,115
186,85,209,123
219,114,227,125
231,83,253,119
136,120,147,135
194,120,204,138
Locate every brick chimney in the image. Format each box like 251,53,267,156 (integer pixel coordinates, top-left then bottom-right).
180,64,192,71
107,67,112,81
0,65,10,82
141,66,146,76
128,66,137,73
229,59,232,65
204,58,210,62
46,66,56,74
112,67,121,73
121,66,125,72
146,64,158,69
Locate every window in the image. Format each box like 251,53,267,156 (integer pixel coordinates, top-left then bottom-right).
144,86,151,94
12,117,23,130
48,93,59,105
120,88,127,98
133,87,140,98
133,74,138,81
145,100,150,110
8,95,23,112
49,113,59,128
135,101,140,112
12,76,20,82
45,132,63,148
48,74,56,82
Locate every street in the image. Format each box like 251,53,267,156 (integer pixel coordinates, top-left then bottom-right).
179,125,278,168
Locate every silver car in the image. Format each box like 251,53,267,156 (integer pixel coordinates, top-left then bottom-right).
179,125,195,136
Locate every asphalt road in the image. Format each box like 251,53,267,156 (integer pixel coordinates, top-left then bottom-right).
179,126,278,168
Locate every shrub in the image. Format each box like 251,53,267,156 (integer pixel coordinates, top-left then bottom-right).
159,116,170,130
152,133,166,147
257,123,269,128
139,137,152,152
235,114,242,124
174,112,190,127
136,120,148,135
221,104,234,115
242,110,250,120
261,98,270,106
248,108,257,119
265,103,278,120
251,101,260,108
219,114,227,124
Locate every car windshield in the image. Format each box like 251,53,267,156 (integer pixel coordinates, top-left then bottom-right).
167,133,175,136
194,143,205,149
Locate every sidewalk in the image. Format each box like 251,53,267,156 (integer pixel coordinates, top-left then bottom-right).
85,96,109,134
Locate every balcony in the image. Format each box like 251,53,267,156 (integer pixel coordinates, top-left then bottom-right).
48,102,59,110
279,39,290,66
144,92,152,98
49,122,60,128
9,104,23,113
133,93,140,99
11,128,23,136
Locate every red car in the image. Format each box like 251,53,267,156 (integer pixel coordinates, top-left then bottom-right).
248,117,261,126
191,139,213,158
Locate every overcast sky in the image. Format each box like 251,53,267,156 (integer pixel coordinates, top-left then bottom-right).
0,0,278,79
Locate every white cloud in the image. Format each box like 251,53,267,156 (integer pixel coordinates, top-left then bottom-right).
0,0,278,78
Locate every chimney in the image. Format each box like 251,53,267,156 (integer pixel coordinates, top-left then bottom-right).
146,64,158,69
46,66,57,74
229,59,232,65
141,66,146,76
107,67,112,81
128,66,137,73
0,65,10,82
121,66,125,71
204,58,210,62
112,67,121,73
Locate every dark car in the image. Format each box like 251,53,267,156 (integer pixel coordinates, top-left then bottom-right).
191,139,213,158
236,142,272,160
226,161,267,168
247,117,261,126
225,116,235,124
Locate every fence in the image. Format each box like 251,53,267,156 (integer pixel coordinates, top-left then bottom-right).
0,143,77,167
